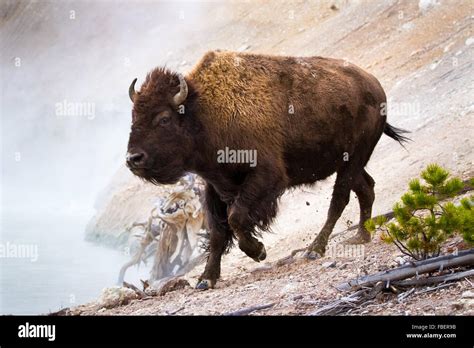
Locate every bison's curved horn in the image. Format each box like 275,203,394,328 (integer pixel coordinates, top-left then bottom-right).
129,78,138,102
173,74,188,106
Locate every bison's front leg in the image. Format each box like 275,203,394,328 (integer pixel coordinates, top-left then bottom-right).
196,184,233,290
228,160,288,261
227,202,267,262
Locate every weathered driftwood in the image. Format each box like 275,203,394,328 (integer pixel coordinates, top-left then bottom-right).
308,291,363,316
118,175,206,285
337,248,474,291
118,220,161,284
308,284,384,316
393,269,474,287
310,266,474,315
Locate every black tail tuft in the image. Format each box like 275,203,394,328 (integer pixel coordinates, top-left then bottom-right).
384,123,411,146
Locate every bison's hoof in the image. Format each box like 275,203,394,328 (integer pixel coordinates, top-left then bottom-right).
303,250,323,260
253,244,267,262
343,231,371,245
196,279,213,290
305,240,326,260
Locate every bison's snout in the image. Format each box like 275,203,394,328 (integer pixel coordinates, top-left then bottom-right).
126,151,148,168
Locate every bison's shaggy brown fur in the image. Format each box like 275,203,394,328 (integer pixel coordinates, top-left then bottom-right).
126,50,409,289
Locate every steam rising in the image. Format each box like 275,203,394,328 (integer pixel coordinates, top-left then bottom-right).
0,0,209,314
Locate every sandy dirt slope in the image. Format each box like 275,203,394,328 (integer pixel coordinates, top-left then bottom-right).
76,0,473,315
68,236,474,316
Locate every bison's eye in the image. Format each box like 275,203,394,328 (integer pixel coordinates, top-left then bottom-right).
159,117,171,126
152,111,172,127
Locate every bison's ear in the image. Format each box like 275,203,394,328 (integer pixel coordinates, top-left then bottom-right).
129,78,138,102
172,74,188,106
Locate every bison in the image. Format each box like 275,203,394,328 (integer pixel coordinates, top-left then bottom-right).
126,51,408,290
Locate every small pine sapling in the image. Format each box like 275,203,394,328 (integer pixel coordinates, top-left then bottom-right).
365,164,473,260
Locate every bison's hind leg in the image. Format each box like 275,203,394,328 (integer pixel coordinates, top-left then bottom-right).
344,170,374,244
306,170,352,257
306,168,375,258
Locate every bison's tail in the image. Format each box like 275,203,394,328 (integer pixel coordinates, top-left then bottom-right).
384,123,411,146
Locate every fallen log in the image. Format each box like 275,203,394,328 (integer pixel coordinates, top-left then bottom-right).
308,289,365,316
308,283,385,316
393,269,474,287
337,248,474,291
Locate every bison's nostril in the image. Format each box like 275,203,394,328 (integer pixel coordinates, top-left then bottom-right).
130,153,144,162
126,152,147,167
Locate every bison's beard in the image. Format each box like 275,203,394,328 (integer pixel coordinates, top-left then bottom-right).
128,165,184,186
